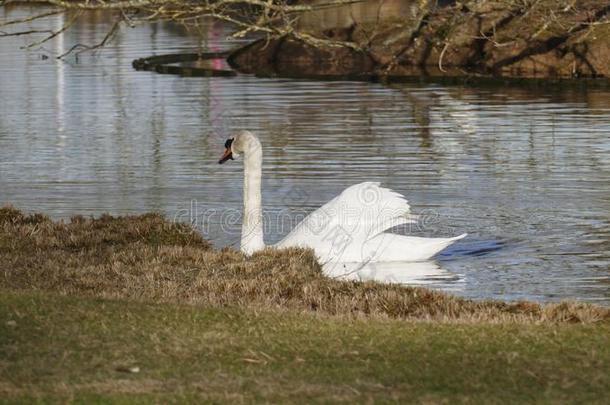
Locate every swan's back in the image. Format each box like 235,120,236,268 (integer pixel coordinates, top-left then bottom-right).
276,182,464,262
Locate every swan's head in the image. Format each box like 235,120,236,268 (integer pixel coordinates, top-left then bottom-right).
218,137,235,164
218,130,259,164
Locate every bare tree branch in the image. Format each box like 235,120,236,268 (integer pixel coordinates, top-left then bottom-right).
56,17,122,58
0,9,65,27
0,29,55,37
22,11,81,49
1,0,370,56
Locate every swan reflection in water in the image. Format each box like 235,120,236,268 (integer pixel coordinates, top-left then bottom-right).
322,260,463,287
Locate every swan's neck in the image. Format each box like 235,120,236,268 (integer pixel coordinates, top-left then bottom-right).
241,137,265,254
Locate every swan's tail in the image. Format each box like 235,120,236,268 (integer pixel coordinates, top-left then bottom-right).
420,233,468,261
436,233,468,250
448,233,468,242
362,232,468,262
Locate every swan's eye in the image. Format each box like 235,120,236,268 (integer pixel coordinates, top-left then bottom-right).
224,138,234,148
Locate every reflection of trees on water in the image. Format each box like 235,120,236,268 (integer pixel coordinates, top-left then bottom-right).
395,84,610,177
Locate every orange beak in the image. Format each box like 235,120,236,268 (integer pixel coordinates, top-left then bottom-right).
218,147,233,164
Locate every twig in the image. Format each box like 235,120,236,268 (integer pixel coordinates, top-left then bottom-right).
438,41,449,73
22,12,81,50
381,4,431,74
56,18,122,59
0,9,64,27
0,30,55,37
43,0,365,13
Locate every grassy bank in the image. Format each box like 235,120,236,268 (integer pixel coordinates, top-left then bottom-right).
2,291,609,403
1,207,608,323
1,206,609,402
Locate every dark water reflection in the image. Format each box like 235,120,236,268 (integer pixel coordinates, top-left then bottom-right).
1,7,609,305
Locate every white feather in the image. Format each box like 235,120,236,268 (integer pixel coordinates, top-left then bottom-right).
276,182,466,262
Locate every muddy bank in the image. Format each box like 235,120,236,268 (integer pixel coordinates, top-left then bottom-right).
229,0,610,81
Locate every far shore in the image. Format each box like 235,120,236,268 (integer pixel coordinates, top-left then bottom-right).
228,1,610,82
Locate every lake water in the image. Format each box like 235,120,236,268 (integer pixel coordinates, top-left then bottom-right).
1,6,609,305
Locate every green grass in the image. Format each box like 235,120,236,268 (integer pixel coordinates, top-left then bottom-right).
1,291,609,403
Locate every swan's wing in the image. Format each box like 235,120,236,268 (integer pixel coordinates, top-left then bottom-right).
276,182,415,261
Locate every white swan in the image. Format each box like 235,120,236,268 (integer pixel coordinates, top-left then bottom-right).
218,130,466,263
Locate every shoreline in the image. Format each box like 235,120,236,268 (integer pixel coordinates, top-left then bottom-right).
130,48,610,89
2,205,609,319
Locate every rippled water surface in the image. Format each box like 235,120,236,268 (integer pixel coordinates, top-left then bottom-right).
1,7,609,305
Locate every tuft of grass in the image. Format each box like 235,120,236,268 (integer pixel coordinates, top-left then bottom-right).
0,205,210,250
1,206,608,323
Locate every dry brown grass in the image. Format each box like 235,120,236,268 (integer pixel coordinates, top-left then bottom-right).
1,206,608,324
